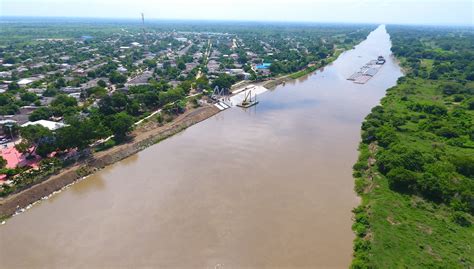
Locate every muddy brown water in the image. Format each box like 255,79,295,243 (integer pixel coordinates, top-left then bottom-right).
0,25,402,269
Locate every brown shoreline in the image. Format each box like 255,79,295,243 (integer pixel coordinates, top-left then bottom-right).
0,104,220,219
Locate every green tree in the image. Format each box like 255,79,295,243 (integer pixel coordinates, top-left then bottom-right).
109,71,127,84
8,82,20,91
211,74,236,91
97,79,107,88
56,78,67,88
0,156,7,169
29,107,53,121
386,167,420,192
15,125,55,157
56,117,110,150
20,92,38,103
3,56,17,64
177,61,186,70
99,92,130,115
108,112,134,141
51,94,78,107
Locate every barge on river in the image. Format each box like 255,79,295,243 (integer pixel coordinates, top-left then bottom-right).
237,90,259,108
347,56,385,84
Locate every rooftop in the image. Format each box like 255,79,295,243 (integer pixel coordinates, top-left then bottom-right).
21,120,67,131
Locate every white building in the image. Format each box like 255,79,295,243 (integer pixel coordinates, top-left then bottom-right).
21,120,67,131
117,66,128,73
18,78,35,86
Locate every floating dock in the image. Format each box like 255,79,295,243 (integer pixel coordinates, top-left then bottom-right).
347,56,385,84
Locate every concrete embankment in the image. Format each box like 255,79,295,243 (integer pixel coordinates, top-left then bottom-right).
0,105,219,219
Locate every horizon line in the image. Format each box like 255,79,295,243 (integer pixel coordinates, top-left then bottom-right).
0,15,472,28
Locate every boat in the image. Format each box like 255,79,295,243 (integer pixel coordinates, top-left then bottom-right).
237,90,259,108
376,56,386,65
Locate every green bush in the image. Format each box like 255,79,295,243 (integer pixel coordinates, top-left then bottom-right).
386,167,420,192
451,211,471,227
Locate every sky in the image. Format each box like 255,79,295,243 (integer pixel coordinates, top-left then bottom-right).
0,0,473,26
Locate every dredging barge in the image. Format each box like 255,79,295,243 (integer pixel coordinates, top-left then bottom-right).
237,90,259,108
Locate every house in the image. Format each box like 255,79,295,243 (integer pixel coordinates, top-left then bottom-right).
60,86,82,94
175,37,188,42
0,71,12,78
81,78,108,89
125,71,153,86
60,63,72,70
227,69,252,80
0,113,30,126
207,60,220,73
255,63,272,70
73,68,86,76
59,56,70,62
39,97,54,106
17,78,35,86
16,67,29,73
185,63,199,72
193,52,203,60
227,69,245,75
21,120,67,131
30,62,47,69
230,53,239,60
257,68,271,76
27,88,46,94
117,66,128,73
68,93,82,100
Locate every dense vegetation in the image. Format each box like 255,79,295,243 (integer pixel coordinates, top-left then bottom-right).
352,25,474,268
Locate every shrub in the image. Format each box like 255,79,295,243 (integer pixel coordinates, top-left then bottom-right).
435,126,460,138
375,126,398,147
468,98,474,110
450,155,474,178
377,145,428,175
386,167,420,192
451,211,471,227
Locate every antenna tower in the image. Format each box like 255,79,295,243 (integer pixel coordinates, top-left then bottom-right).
141,13,148,53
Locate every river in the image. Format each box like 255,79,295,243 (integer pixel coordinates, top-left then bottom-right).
0,25,402,269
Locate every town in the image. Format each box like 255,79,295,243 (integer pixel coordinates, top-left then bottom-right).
0,19,371,196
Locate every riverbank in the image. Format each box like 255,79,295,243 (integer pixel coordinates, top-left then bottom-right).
350,28,474,267
0,104,220,219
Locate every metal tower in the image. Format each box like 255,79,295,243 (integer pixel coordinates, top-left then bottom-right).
141,13,148,53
